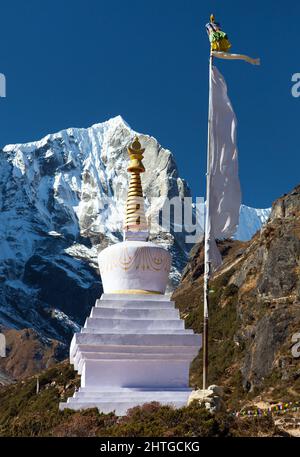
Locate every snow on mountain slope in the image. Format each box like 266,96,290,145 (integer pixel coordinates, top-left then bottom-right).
0,116,190,342
0,115,269,343
235,205,271,241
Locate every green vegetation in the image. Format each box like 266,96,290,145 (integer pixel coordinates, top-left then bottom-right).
174,234,300,414
0,362,279,437
54,402,231,438
175,268,242,391
0,363,80,436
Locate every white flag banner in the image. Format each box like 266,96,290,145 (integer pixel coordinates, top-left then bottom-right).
206,65,241,271
212,51,260,66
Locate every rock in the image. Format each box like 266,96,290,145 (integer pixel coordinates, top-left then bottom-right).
208,396,226,413
188,386,225,413
188,389,213,403
208,384,224,396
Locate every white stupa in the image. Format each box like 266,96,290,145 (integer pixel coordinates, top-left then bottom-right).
59,137,202,415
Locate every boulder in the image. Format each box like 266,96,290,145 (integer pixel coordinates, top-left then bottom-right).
188,385,225,413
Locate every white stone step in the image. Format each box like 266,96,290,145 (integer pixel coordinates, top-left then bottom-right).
96,299,174,309
84,317,184,331
75,352,196,361
91,307,179,319
73,332,201,347
74,352,195,364
70,334,201,364
81,328,193,335
78,386,191,392
73,390,191,400
75,345,197,355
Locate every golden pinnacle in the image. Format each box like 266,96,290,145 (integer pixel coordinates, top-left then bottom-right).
124,136,148,232
128,136,145,154
127,136,145,173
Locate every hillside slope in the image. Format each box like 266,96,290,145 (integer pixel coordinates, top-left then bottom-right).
173,184,300,406
0,327,66,381
0,361,281,437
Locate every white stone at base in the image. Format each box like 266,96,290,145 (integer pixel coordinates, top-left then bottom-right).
59,293,202,416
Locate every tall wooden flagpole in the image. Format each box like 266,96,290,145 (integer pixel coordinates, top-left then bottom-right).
203,25,213,390
202,12,257,389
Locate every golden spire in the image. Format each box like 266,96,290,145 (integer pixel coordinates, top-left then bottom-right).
124,136,148,238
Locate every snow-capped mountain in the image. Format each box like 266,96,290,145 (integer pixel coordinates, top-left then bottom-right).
235,205,271,241
0,115,269,343
0,116,190,342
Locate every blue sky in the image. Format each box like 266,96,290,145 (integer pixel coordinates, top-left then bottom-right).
0,0,299,208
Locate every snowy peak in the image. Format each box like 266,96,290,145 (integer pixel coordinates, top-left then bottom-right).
0,115,270,343
0,116,190,342
235,205,271,241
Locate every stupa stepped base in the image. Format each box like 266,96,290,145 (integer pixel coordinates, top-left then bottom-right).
60,387,192,415
59,293,201,416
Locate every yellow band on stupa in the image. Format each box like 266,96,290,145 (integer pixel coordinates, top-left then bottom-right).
108,289,163,295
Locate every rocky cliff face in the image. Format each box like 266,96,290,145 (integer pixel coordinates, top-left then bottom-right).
173,184,300,403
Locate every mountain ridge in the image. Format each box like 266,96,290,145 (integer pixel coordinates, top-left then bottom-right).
0,116,191,344
0,115,269,347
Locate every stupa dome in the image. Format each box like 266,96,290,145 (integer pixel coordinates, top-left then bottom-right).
98,240,171,295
